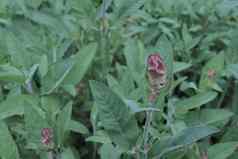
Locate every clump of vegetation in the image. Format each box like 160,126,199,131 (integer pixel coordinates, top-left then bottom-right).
0,0,238,159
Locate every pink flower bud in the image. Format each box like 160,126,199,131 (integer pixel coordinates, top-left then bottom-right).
41,128,53,145
207,69,216,79
148,54,166,75
147,54,167,103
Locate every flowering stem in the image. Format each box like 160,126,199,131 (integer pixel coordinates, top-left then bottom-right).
143,54,166,158
136,150,141,159
48,151,54,159
142,110,153,159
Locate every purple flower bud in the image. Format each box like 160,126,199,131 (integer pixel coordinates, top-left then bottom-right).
147,54,167,103
41,128,53,145
207,69,216,79
147,54,166,75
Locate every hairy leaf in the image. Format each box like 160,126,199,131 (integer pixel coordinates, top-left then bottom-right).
0,64,25,83
183,109,233,126
63,43,97,86
90,81,140,151
0,121,19,159
208,142,238,159
175,91,218,114
150,126,219,158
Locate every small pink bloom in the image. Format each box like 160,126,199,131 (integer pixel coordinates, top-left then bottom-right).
207,69,216,79
41,128,53,145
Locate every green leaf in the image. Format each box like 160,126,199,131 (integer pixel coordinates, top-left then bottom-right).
41,95,61,123
63,43,97,86
199,53,225,91
86,131,111,144
107,74,125,98
171,77,188,92
0,95,25,120
68,120,89,135
175,91,218,114
114,0,146,20
99,143,122,159
39,54,48,78
63,84,77,96
227,64,238,79
0,64,25,83
0,95,41,120
28,10,68,36
61,148,76,159
183,109,233,126
158,17,179,26
25,64,39,84
157,35,174,91
221,124,238,143
0,0,8,14
163,150,185,159
70,0,94,13
183,25,202,51
182,24,193,51
150,126,219,158
124,99,160,113
25,0,44,9
25,100,49,148
97,0,113,19
179,81,198,92
208,142,238,159
6,32,26,67
90,81,139,151
41,59,74,94
0,121,19,159
173,62,192,73
231,83,238,115
124,39,146,83
56,102,72,147
107,65,137,100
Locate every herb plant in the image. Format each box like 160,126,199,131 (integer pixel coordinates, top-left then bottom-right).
0,0,238,159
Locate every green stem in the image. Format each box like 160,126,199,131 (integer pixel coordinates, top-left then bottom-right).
136,150,141,159
92,111,98,159
142,110,153,159
48,151,54,159
98,18,108,80
93,143,97,159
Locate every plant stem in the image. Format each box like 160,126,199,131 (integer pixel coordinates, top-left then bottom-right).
136,150,141,159
92,113,98,159
48,151,54,159
93,143,97,159
142,110,153,159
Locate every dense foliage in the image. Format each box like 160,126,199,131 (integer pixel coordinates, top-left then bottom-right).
0,0,238,159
